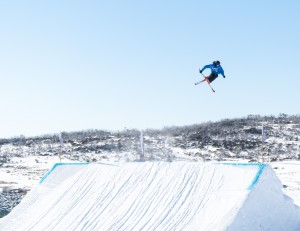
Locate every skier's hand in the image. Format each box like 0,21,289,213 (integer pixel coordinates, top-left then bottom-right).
199,70,202,74
223,76,226,78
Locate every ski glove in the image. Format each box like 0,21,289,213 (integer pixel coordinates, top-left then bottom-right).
223,76,225,78
199,70,202,73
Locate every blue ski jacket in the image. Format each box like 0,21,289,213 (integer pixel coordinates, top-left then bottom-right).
201,64,225,77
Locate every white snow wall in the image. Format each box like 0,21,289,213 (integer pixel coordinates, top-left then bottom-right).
226,164,300,230
0,162,299,231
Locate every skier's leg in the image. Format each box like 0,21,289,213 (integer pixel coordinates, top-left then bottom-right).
207,73,218,83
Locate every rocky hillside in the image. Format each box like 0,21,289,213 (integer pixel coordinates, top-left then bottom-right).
1,114,300,164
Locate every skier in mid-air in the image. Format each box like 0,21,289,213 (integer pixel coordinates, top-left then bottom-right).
199,60,225,83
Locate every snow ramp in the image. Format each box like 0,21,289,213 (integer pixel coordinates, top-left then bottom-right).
0,162,299,231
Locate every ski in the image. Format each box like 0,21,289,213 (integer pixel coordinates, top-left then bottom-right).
206,80,215,93
208,84,215,93
195,75,215,93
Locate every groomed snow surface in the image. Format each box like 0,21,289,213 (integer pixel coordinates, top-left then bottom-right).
0,162,299,231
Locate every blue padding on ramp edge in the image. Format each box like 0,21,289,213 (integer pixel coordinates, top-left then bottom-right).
220,163,266,190
39,162,89,184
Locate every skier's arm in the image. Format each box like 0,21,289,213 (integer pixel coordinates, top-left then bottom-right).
200,65,210,73
220,67,225,78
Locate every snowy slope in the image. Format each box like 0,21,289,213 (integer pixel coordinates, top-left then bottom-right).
227,165,300,230
270,161,300,206
0,162,299,231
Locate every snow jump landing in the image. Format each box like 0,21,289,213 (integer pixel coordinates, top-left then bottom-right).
0,162,299,231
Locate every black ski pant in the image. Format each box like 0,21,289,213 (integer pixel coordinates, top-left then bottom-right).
207,73,218,83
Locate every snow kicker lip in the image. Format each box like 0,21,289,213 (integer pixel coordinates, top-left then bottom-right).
39,162,266,191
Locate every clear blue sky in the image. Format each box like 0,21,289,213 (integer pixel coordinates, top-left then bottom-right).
0,1,299,138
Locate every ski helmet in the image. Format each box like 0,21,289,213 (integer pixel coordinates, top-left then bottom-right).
213,60,221,66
